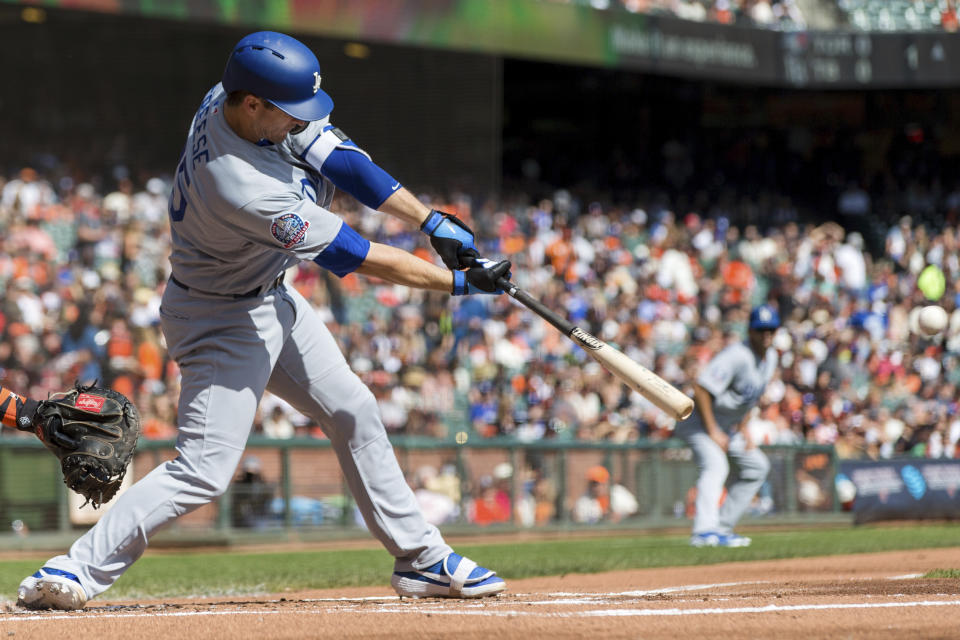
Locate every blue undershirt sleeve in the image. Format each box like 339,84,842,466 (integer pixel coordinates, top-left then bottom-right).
312,221,371,277
321,146,399,210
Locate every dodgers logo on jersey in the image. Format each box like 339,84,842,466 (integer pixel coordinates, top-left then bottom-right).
271,213,311,249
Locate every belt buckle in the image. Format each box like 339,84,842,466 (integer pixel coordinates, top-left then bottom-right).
245,272,285,298
263,272,284,295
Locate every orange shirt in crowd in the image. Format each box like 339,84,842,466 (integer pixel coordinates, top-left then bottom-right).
137,341,163,381
472,492,510,526
545,236,573,276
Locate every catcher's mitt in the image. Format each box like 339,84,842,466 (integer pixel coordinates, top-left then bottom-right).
33,384,141,509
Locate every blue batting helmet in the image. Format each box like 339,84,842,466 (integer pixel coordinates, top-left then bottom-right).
222,31,334,121
749,305,780,331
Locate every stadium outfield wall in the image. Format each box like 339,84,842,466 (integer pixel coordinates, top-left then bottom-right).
0,437,844,543
5,0,960,88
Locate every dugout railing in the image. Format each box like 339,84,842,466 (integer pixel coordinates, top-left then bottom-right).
0,437,844,541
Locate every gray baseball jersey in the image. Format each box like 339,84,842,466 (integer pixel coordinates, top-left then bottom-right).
168,84,343,294
687,342,777,434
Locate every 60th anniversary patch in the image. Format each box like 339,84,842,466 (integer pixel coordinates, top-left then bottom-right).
272,213,311,249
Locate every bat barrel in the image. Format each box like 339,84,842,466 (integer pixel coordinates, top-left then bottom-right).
497,277,694,421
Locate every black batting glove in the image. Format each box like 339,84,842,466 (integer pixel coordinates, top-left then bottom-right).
452,259,512,296
421,209,480,270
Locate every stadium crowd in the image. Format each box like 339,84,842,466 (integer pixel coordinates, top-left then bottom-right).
553,0,958,33
548,0,807,29
0,164,958,466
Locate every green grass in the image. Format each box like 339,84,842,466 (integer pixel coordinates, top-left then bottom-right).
924,569,960,579
2,523,958,600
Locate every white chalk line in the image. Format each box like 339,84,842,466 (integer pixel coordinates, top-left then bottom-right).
368,600,960,618
300,595,399,602
509,580,769,602
619,580,772,596
518,582,771,606
1,576,949,622
291,580,770,603
3,609,283,622
4,599,960,623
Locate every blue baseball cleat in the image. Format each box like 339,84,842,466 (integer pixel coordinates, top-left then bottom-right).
391,552,506,598
17,567,88,610
690,532,752,548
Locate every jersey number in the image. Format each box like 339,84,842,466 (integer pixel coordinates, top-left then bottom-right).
169,151,190,222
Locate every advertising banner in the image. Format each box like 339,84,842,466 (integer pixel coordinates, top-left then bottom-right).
838,458,960,524
3,0,960,88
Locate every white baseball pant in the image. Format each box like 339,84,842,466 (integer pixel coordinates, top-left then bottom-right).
674,422,770,535
43,281,450,598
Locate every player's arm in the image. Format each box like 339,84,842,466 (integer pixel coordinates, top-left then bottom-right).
231,194,506,294
288,123,479,269
692,383,729,451
0,385,39,432
354,242,509,295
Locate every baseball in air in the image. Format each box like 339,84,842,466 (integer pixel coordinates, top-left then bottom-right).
917,264,946,301
917,305,948,336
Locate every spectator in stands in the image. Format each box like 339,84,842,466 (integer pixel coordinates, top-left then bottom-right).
491,462,514,518
231,456,275,529
411,465,459,526
572,465,613,523
468,475,511,526
531,473,558,525
262,405,295,439
428,462,463,505
0,168,55,219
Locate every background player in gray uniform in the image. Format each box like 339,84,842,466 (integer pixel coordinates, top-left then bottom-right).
673,305,779,548
18,31,509,610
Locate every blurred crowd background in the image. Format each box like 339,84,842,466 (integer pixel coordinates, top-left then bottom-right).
551,0,959,31
550,0,808,29
2,158,958,466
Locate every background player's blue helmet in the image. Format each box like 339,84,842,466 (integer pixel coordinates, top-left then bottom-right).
749,305,780,331
222,31,334,122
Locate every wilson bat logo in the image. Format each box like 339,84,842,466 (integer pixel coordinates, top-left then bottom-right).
571,327,603,351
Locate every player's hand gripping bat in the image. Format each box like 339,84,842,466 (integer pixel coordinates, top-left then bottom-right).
497,277,694,421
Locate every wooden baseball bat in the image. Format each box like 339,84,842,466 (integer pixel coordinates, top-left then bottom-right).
497,277,694,421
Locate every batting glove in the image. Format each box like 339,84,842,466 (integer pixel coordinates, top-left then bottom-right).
421,209,480,270
452,259,511,296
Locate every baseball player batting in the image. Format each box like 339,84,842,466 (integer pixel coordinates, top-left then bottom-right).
672,305,779,547
18,31,509,610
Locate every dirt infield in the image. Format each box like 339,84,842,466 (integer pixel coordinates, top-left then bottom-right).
2,547,958,639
